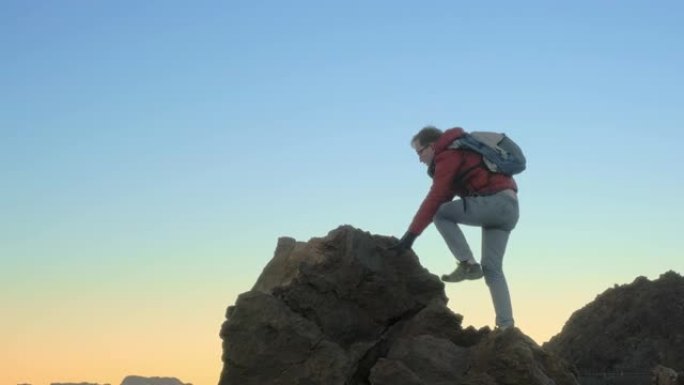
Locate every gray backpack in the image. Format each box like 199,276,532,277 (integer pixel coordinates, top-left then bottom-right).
448,131,526,175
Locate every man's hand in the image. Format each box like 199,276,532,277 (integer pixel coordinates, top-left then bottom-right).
388,232,417,254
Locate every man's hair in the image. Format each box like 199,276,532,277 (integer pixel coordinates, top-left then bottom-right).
412,125,443,146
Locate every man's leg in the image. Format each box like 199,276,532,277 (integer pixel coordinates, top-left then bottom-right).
482,227,514,328
433,199,476,263
433,191,517,262
434,197,496,282
434,190,520,325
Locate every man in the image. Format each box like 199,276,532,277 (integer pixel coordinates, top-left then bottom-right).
391,125,520,329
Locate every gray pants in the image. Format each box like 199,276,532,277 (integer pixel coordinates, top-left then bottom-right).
433,190,520,327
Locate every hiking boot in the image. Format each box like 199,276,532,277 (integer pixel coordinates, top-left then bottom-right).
441,261,484,282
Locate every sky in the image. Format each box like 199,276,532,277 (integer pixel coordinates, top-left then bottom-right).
1,1,683,385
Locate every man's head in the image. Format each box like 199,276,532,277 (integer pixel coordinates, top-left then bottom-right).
411,125,442,165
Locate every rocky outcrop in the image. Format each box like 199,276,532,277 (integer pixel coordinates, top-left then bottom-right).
219,225,578,385
544,271,684,374
120,376,190,385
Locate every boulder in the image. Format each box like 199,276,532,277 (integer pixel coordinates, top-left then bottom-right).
544,271,684,374
219,225,578,385
465,327,578,385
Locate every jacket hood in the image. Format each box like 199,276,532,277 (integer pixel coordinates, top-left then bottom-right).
426,127,466,178
433,127,466,154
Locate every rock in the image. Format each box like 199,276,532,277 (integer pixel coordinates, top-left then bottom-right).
385,335,469,385
544,271,684,373
369,359,424,385
220,290,350,384
398,302,489,347
219,225,578,385
465,328,578,385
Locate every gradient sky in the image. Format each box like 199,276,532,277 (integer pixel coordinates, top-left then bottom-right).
2,1,683,385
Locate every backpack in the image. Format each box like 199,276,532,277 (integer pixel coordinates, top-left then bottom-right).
448,131,526,175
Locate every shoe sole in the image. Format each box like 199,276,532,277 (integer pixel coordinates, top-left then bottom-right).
441,273,484,283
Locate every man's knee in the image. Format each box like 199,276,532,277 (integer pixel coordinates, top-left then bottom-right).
434,200,461,222
433,203,447,223
482,261,504,278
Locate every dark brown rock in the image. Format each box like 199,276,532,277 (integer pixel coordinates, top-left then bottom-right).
465,328,578,385
219,225,578,385
398,302,489,347
220,290,349,384
369,358,424,385
544,271,684,374
385,335,469,385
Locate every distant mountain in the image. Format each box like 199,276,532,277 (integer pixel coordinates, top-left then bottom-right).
544,271,684,373
120,376,190,385
51,383,107,385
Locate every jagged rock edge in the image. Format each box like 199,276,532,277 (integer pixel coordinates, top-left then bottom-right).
273,277,430,384
277,335,327,378
349,306,425,384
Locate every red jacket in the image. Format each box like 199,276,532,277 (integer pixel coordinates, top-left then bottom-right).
407,127,518,235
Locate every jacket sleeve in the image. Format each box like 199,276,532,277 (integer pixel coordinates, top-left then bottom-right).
407,152,460,235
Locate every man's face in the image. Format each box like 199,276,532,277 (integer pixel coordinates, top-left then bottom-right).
411,140,434,165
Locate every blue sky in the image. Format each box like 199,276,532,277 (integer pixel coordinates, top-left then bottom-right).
2,1,683,385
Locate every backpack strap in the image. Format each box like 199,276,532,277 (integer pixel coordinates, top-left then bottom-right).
448,138,483,195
